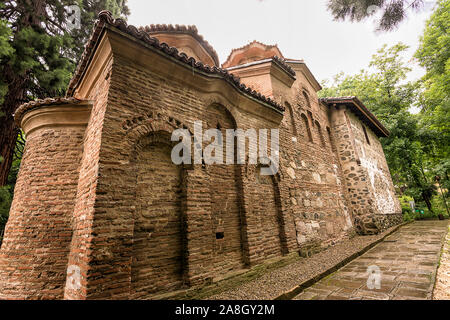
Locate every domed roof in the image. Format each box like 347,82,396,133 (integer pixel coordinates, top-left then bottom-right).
139,24,220,67
222,41,284,69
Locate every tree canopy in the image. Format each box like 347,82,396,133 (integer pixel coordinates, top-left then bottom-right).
319,36,449,215
327,0,432,31
415,0,450,164
0,1,129,243
0,1,129,187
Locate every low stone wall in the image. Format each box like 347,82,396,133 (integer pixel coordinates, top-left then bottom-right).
373,213,403,231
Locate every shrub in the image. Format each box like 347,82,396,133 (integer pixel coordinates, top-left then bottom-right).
0,186,12,245
399,195,415,221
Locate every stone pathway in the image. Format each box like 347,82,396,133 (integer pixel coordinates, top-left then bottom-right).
294,220,449,300
209,224,402,300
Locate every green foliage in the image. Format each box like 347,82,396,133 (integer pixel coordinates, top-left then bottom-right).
402,207,414,221
71,0,130,58
327,0,431,31
0,1,130,190
0,185,12,244
415,0,450,182
414,207,437,220
399,195,414,208
399,195,413,221
0,134,22,245
320,40,447,214
1,1,130,100
431,196,450,218
0,17,13,106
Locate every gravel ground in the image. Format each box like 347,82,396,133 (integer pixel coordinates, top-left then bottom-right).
208,225,400,300
433,223,450,300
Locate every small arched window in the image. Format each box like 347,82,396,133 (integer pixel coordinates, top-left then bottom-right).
315,120,325,147
301,113,313,142
302,91,311,109
285,102,298,136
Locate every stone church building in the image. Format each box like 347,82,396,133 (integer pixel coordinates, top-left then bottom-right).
0,11,401,299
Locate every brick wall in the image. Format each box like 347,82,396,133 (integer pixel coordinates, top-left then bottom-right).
131,136,185,298
0,124,86,299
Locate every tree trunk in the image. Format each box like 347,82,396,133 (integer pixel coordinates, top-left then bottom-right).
422,192,434,213
0,115,17,186
0,66,26,186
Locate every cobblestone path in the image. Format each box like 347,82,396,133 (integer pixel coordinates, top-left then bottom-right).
294,220,449,300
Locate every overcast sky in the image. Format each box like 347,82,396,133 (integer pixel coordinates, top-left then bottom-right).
127,0,436,85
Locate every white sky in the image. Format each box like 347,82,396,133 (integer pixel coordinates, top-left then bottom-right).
127,0,436,85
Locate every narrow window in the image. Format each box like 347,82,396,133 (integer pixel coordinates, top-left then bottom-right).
362,125,370,145
303,91,311,109
285,102,298,136
307,110,314,126
301,113,313,142
315,120,325,147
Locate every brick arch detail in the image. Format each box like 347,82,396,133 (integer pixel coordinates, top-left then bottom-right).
129,128,190,298
203,101,250,270
284,101,298,137
256,163,288,255
202,95,240,128
124,112,193,148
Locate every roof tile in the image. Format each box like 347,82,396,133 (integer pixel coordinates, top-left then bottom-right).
66,11,284,113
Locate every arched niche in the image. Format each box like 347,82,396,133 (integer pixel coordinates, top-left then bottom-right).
284,101,298,137
130,130,188,299
204,103,246,273
301,113,313,142
248,163,287,259
315,120,326,147
302,90,311,109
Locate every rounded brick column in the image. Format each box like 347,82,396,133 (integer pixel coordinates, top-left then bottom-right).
0,99,92,299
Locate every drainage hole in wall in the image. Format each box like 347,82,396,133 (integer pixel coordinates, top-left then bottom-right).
216,232,224,240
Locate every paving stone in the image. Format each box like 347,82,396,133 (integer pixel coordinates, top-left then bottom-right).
295,220,449,300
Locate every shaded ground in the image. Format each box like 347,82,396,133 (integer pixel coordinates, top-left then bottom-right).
295,220,449,300
209,224,401,300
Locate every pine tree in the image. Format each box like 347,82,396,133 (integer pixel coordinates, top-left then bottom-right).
0,0,129,186
327,0,429,31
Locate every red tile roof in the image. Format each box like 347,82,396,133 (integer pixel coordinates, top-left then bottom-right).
14,97,88,127
222,40,284,68
320,96,390,137
139,24,220,67
272,56,296,77
66,11,284,113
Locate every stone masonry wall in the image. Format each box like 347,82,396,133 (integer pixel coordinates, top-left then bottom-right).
330,107,372,217
347,111,402,229
274,69,354,255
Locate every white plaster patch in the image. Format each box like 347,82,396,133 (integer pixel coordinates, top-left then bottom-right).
359,155,396,214
286,167,296,179
312,172,321,183
66,265,81,291
332,165,341,185
311,221,320,229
